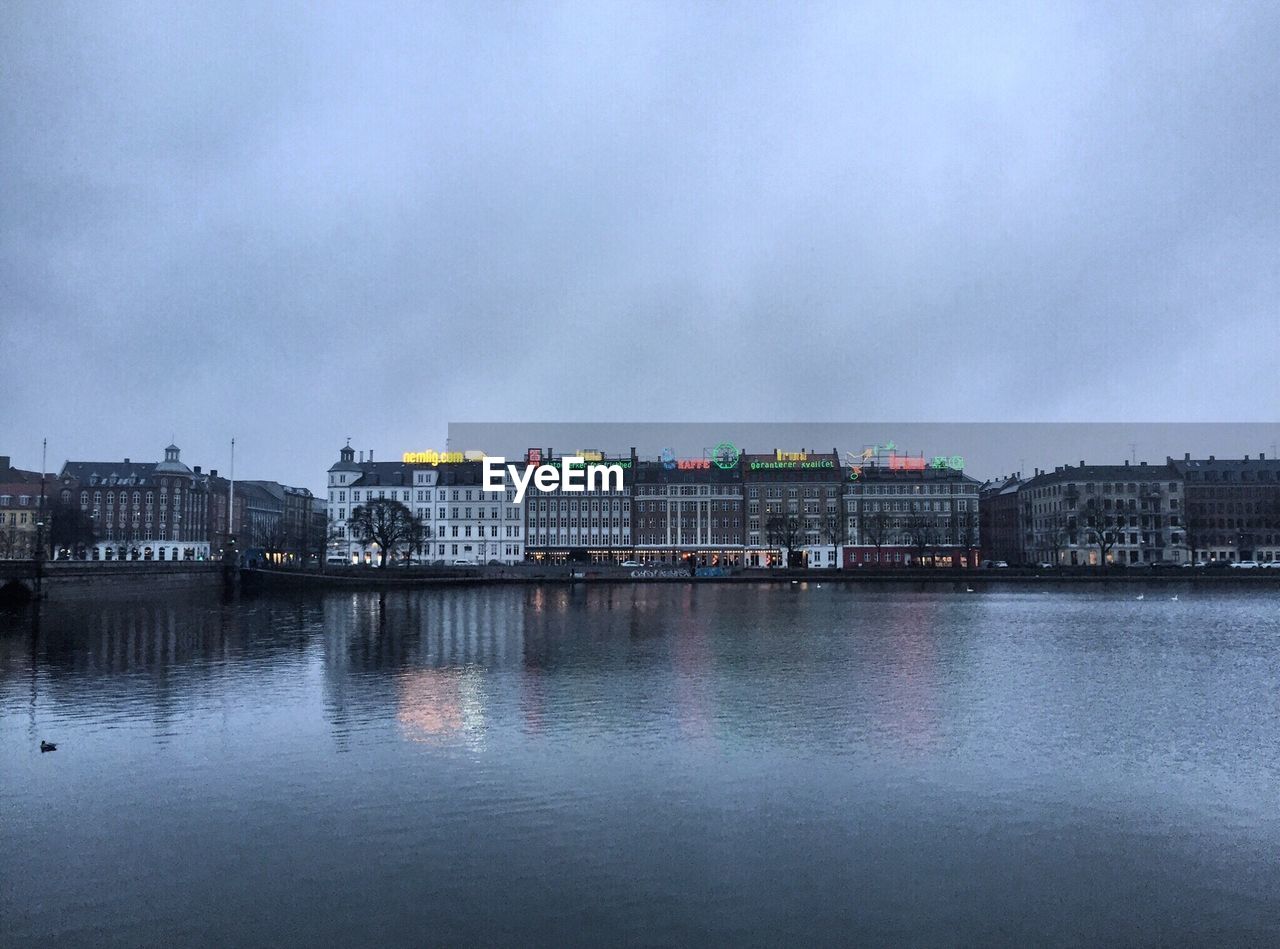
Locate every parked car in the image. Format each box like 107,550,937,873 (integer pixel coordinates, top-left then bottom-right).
1036,562,1055,569
1230,560,1260,569
452,559,472,566
620,560,642,567
1261,561,1280,569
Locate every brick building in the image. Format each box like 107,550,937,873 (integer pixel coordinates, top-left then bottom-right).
0,455,49,560
843,461,981,568
1171,453,1280,563
978,473,1025,565
631,457,744,566
59,444,214,561
741,449,844,567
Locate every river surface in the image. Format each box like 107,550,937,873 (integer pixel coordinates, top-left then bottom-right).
3,583,1279,947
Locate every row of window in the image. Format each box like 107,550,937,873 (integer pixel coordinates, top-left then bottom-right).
1030,482,1179,499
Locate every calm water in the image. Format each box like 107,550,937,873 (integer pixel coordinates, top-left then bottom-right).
3,583,1279,947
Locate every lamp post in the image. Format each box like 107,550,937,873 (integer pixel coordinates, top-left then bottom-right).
34,519,44,598
35,437,47,596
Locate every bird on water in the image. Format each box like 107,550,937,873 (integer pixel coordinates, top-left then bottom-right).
40,741,56,753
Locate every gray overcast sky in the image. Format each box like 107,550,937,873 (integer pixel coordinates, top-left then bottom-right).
3,1,1278,491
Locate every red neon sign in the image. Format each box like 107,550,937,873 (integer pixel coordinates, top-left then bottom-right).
889,455,926,471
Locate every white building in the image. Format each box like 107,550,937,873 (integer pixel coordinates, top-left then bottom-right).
415,463,524,564
326,445,523,565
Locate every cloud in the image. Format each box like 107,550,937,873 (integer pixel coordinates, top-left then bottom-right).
3,0,1278,486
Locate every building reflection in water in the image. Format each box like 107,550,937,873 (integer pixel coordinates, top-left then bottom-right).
671,584,714,741
4,584,982,758
318,590,525,749
395,668,489,749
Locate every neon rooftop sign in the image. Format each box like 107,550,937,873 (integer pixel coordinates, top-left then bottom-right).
403,450,467,464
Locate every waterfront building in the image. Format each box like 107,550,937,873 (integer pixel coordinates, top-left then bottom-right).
0,456,48,560
978,473,1026,565
226,481,319,564
1170,453,1280,563
741,449,843,567
1019,460,1184,565
58,444,213,561
631,457,744,566
326,445,524,565
522,449,633,563
417,460,524,565
326,446,413,565
842,456,981,568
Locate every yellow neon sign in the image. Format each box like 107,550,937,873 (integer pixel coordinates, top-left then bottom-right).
402,450,466,465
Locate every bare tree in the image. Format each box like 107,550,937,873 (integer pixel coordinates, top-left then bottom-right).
859,507,892,566
348,498,417,568
1179,504,1208,563
819,509,846,569
399,520,431,567
1078,497,1123,566
905,513,937,567
948,509,979,566
313,519,348,572
0,520,21,559
765,514,804,568
49,501,98,558
253,520,290,563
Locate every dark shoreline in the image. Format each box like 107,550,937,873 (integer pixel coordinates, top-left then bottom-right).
244,565,1280,590
4,561,1278,606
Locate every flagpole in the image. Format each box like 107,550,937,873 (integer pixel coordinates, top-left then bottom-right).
228,438,235,540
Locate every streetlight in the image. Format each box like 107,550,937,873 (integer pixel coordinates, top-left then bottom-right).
34,519,44,598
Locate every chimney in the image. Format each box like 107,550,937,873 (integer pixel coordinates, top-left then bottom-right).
1262,453,1267,461
194,466,201,475
1079,460,1084,467
359,451,364,463
0,455,8,470
1184,452,1190,461
124,458,130,464
1209,455,1215,462
369,450,374,462
1124,460,1130,467
1139,461,1147,466
1244,455,1250,462
211,469,218,478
